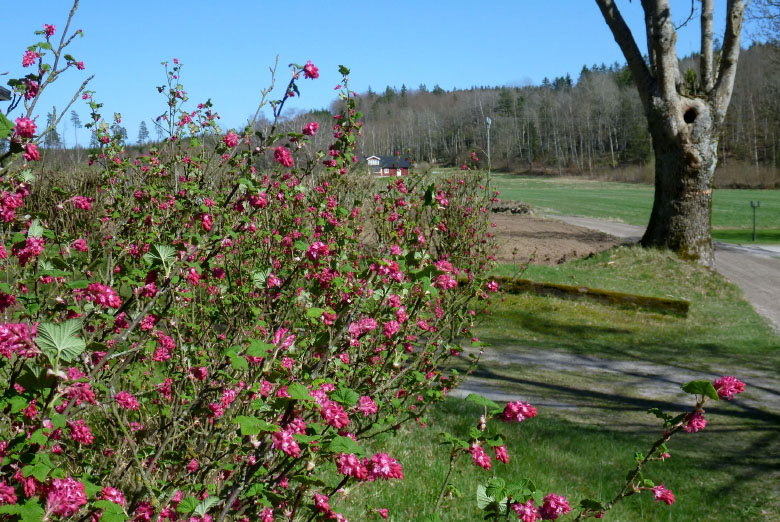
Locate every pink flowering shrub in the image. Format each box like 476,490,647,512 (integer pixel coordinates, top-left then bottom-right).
0,5,748,522
0,7,499,521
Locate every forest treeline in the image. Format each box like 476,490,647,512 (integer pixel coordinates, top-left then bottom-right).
280,43,779,187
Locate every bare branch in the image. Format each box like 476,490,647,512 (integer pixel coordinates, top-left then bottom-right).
675,0,697,29
594,0,654,110
701,0,715,91
713,0,746,118
642,0,680,101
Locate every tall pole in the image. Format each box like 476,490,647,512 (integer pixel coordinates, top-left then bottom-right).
486,117,492,172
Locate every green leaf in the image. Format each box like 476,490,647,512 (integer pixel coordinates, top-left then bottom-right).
93,500,127,522
306,307,324,319
35,320,86,364
143,244,177,275
177,496,199,515
0,113,15,139
681,380,719,400
328,435,364,456
476,483,494,510
8,396,28,413
424,183,435,206
579,498,605,511
245,340,273,357
67,280,90,289
465,393,501,412
286,382,313,402
194,496,219,517
235,415,278,436
27,219,44,238
0,499,45,522
230,356,249,371
330,387,359,407
338,65,351,76
647,408,672,423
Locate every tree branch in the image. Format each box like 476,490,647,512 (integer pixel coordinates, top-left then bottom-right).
713,0,746,119
594,0,654,110
641,0,680,101
701,0,715,91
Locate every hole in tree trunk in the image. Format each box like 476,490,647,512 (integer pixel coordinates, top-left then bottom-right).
684,108,697,124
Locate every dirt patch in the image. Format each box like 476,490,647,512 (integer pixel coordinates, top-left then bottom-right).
490,213,620,265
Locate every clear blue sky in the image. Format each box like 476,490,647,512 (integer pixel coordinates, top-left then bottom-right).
2,0,753,145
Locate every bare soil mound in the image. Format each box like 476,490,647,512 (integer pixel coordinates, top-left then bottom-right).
491,213,620,265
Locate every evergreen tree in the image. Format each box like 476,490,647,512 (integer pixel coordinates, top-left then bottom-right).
138,121,150,144
44,112,62,148
70,111,82,149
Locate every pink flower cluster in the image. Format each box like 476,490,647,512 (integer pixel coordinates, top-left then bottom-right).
303,121,319,135
12,236,45,267
335,452,403,482
303,60,319,79
274,146,293,167
22,50,39,67
14,117,36,138
0,322,38,359
115,391,140,410
652,483,675,505
45,477,87,517
74,282,122,308
501,400,537,423
714,375,745,400
512,494,571,521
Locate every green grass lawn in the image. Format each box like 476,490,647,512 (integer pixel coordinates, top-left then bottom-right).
486,246,780,371
337,398,778,522
491,173,780,239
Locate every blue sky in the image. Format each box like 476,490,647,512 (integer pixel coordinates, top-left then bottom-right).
2,0,751,145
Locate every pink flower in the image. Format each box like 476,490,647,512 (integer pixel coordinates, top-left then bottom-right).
470,444,491,470
14,118,36,138
68,419,94,445
201,213,212,231
0,323,38,359
539,493,570,520
383,320,400,339
303,60,319,79
44,24,56,37
115,391,140,410
45,478,86,517
272,430,301,457
22,50,39,68
375,508,389,520
76,61,85,70
494,445,509,464
713,376,745,400
12,236,45,266
365,452,403,481
259,507,274,522
23,79,39,100
0,292,16,313
23,143,40,162
71,238,88,252
651,483,675,505
357,395,377,416
191,367,208,380
100,487,126,507
0,480,17,506
321,400,350,428
74,282,121,308
274,146,293,167
306,241,329,261
501,401,537,423
487,280,499,292
685,410,707,433
303,122,319,135
512,500,540,522
337,453,368,480
223,131,239,148
186,459,199,472
72,196,94,210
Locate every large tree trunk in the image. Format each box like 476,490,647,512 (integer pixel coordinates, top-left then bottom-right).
595,0,744,266
643,101,719,264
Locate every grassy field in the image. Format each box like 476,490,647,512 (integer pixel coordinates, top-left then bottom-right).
486,246,780,370
338,398,778,521
335,247,780,521
490,173,780,243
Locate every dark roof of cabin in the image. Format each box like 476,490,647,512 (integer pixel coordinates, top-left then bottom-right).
0,86,10,101
364,155,413,168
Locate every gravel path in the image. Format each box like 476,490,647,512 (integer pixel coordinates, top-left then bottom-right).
550,215,780,331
